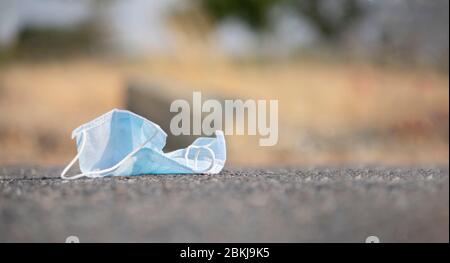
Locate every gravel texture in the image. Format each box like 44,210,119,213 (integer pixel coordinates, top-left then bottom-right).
0,165,448,242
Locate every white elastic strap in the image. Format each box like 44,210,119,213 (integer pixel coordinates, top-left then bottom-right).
61,129,158,180
184,143,216,174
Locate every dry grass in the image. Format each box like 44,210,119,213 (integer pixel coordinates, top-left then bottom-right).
0,55,448,166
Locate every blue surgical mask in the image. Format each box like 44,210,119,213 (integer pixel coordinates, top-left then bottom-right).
61,109,226,179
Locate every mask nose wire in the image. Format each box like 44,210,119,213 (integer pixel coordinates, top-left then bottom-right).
184,141,216,174
61,128,158,180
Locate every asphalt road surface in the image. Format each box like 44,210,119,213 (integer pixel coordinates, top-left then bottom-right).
0,165,448,242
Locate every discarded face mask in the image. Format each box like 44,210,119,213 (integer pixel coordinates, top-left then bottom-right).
61,109,226,179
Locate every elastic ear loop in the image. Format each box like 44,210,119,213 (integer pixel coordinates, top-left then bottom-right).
61,129,158,180
184,143,216,174
60,130,88,180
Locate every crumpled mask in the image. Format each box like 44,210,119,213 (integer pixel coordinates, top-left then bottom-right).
61,109,226,179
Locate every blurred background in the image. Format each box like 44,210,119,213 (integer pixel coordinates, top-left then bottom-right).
0,0,448,167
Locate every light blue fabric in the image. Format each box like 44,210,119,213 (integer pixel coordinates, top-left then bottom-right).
61,109,226,179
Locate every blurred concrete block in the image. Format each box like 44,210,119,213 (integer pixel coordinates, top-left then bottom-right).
126,80,228,151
